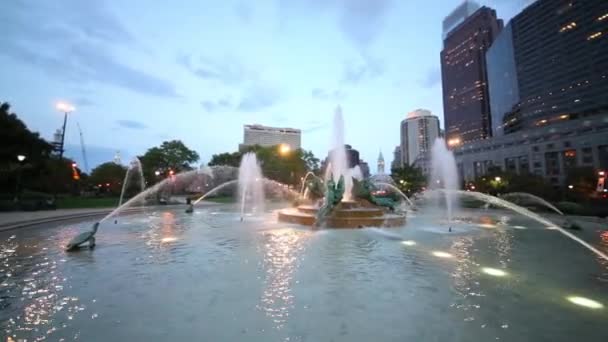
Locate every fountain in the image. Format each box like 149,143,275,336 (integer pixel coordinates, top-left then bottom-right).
278,106,406,228
430,138,459,221
118,157,145,207
238,152,265,219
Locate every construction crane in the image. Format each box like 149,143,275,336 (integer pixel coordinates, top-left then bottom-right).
76,123,90,174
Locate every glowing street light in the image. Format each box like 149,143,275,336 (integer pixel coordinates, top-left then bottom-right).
17,155,26,162
494,176,502,182
279,144,291,156
155,170,161,176
568,184,574,189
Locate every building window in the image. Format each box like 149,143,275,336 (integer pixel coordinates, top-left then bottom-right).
563,150,577,169
533,146,540,152
544,152,560,175
563,141,571,148
533,162,542,168
505,158,517,173
546,143,554,149
518,156,529,173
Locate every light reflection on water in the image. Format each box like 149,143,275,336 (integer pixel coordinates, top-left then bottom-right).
257,228,312,330
0,207,607,341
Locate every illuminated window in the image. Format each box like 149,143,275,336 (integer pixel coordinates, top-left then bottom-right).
599,13,608,21
559,22,577,32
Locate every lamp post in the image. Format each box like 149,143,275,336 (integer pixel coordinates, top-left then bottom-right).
14,155,26,202
55,101,75,160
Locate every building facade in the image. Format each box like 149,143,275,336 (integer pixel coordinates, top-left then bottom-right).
391,146,401,170
400,109,440,167
454,114,608,186
441,3,503,146
487,0,608,136
240,124,301,151
377,151,385,174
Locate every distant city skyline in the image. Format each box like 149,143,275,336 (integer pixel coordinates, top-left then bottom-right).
0,0,534,169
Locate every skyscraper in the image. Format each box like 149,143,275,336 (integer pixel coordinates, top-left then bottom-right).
487,0,608,135
441,2,503,147
400,109,440,167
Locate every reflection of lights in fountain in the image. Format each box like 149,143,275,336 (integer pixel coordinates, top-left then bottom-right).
259,229,311,329
401,240,416,246
512,225,527,230
432,251,453,258
546,226,559,230
161,237,177,243
477,223,497,229
567,296,604,309
481,267,508,277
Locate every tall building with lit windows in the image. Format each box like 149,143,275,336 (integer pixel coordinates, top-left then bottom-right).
487,0,608,136
400,109,440,170
454,0,608,188
440,2,503,147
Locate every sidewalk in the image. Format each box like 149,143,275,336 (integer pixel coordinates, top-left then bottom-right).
0,208,112,231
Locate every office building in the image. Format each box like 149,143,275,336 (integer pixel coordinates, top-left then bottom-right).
487,0,608,136
400,109,441,167
454,114,608,186
441,2,503,146
321,144,361,173
392,146,401,170
240,124,301,151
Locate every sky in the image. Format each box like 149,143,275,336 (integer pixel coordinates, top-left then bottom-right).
0,0,534,171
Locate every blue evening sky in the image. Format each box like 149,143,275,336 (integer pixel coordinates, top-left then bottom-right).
0,0,533,169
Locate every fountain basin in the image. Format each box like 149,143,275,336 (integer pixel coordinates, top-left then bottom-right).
278,201,406,228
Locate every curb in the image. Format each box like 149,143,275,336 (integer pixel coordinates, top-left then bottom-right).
0,211,111,232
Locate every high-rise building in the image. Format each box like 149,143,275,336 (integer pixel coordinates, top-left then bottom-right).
377,151,385,174
391,146,401,170
400,109,440,167
321,144,361,173
240,124,301,151
487,0,608,136
441,2,503,147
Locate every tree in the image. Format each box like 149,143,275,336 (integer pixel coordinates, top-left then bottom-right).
301,150,320,174
564,166,597,201
471,168,557,200
89,162,128,195
208,152,242,167
0,102,54,195
390,165,426,195
139,140,200,184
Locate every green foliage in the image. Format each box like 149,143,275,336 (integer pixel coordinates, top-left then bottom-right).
564,167,597,201
56,196,119,209
209,145,319,186
208,152,241,167
390,165,426,195
139,140,200,184
89,162,128,195
471,169,557,200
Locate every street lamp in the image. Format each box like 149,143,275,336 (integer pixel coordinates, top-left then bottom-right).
155,170,161,176
568,184,574,189
494,176,502,182
55,101,75,160
14,155,27,202
279,144,291,156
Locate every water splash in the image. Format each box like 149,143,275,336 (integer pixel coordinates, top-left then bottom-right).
327,106,354,200
118,157,145,207
372,182,414,207
299,171,322,197
431,138,459,220
449,189,608,262
500,192,564,215
238,153,265,219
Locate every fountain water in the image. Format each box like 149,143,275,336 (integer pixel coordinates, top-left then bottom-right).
430,138,459,220
118,157,145,207
449,189,608,262
500,192,564,215
238,153,265,219
327,106,353,200
299,171,322,197
372,182,415,207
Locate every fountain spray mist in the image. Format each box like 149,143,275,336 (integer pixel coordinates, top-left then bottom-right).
118,157,145,207
430,138,459,220
238,152,265,220
327,106,355,201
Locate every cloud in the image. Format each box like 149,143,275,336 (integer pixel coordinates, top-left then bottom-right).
116,119,148,130
237,85,281,112
279,0,392,49
419,67,442,88
234,2,253,24
74,97,95,107
0,1,178,98
311,88,346,101
178,54,250,85
341,57,384,85
201,97,232,112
